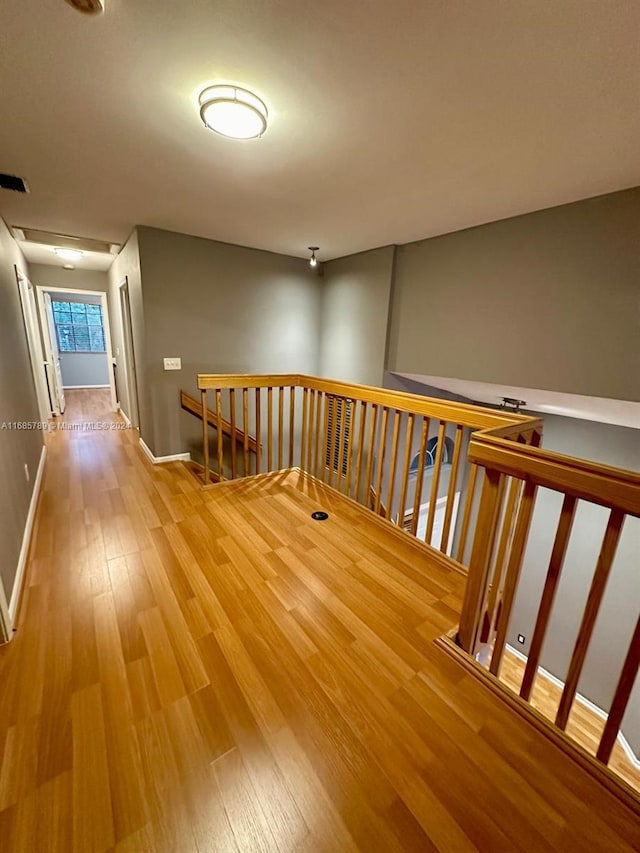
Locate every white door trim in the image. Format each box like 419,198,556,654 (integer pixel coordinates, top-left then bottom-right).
41,291,66,415
35,286,118,412
15,268,51,424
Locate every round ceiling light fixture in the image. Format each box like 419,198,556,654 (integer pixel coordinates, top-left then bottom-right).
64,0,105,14
199,85,268,140
54,248,83,262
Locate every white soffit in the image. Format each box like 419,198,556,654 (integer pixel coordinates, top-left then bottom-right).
396,373,640,431
0,1,639,259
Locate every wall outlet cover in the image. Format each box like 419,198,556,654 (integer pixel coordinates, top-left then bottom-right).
163,357,182,371
517,633,526,644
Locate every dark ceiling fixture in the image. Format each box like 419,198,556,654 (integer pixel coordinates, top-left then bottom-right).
0,173,29,193
64,0,104,14
308,246,319,268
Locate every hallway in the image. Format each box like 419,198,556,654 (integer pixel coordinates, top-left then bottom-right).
0,391,637,851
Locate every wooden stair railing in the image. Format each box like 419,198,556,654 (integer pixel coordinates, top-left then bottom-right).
457,429,640,778
181,389,261,453
193,372,639,787
195,373,540,554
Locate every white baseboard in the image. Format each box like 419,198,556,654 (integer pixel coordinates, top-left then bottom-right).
118,408,131,427
139,437,190,465
505,643,640,767
8,445,47,628
63,384,110,389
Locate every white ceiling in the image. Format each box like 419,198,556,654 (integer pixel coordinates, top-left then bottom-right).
0,1,639,261
397,373,640,430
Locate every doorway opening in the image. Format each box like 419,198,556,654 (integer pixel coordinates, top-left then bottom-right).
15,268,51,423
34,284,117,417
118,277,140,427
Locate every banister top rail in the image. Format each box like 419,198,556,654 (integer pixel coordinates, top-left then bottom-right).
469,434,640,516
197,373,540,433
198,374,300,390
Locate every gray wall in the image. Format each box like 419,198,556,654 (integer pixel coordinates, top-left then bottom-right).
136,226,322,458
0,220,44,611
388,188,640,402
509,414,640,754
318,246,395,386
60,352,109,387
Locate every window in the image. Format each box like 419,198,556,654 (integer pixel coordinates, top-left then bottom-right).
52,300,106,353
409,435,454,474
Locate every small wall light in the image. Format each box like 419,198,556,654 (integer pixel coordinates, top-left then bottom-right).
308,246,319,268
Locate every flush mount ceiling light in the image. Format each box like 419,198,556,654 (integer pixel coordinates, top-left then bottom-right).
54,248,83,262
199,85,268,139
64,0,105,13
308,246,319,267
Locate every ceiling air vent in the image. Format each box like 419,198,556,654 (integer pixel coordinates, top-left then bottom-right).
0,174,29,193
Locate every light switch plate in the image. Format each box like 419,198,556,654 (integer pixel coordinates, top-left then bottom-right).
163,357,182,371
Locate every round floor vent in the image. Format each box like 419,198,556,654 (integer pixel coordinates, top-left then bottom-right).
311,511,329,521
64,0,105,13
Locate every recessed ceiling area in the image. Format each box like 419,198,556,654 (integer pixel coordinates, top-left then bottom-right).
11,227,119,271
0,1,639,260
17,242,115,272
396,373,640,430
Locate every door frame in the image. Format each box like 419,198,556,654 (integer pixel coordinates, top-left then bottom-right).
41,291,66,415
14,268,51,424
117,277,140,427
35,285,118,412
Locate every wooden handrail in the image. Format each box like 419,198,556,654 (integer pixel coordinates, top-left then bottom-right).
468,434,640,516
198,373,539,432
181,390,260,453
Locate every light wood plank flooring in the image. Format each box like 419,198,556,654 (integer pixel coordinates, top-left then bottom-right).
0,390,638,851
499,648,640,793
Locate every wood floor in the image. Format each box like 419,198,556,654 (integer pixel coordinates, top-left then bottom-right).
499,648,640,793
0,389,638,851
